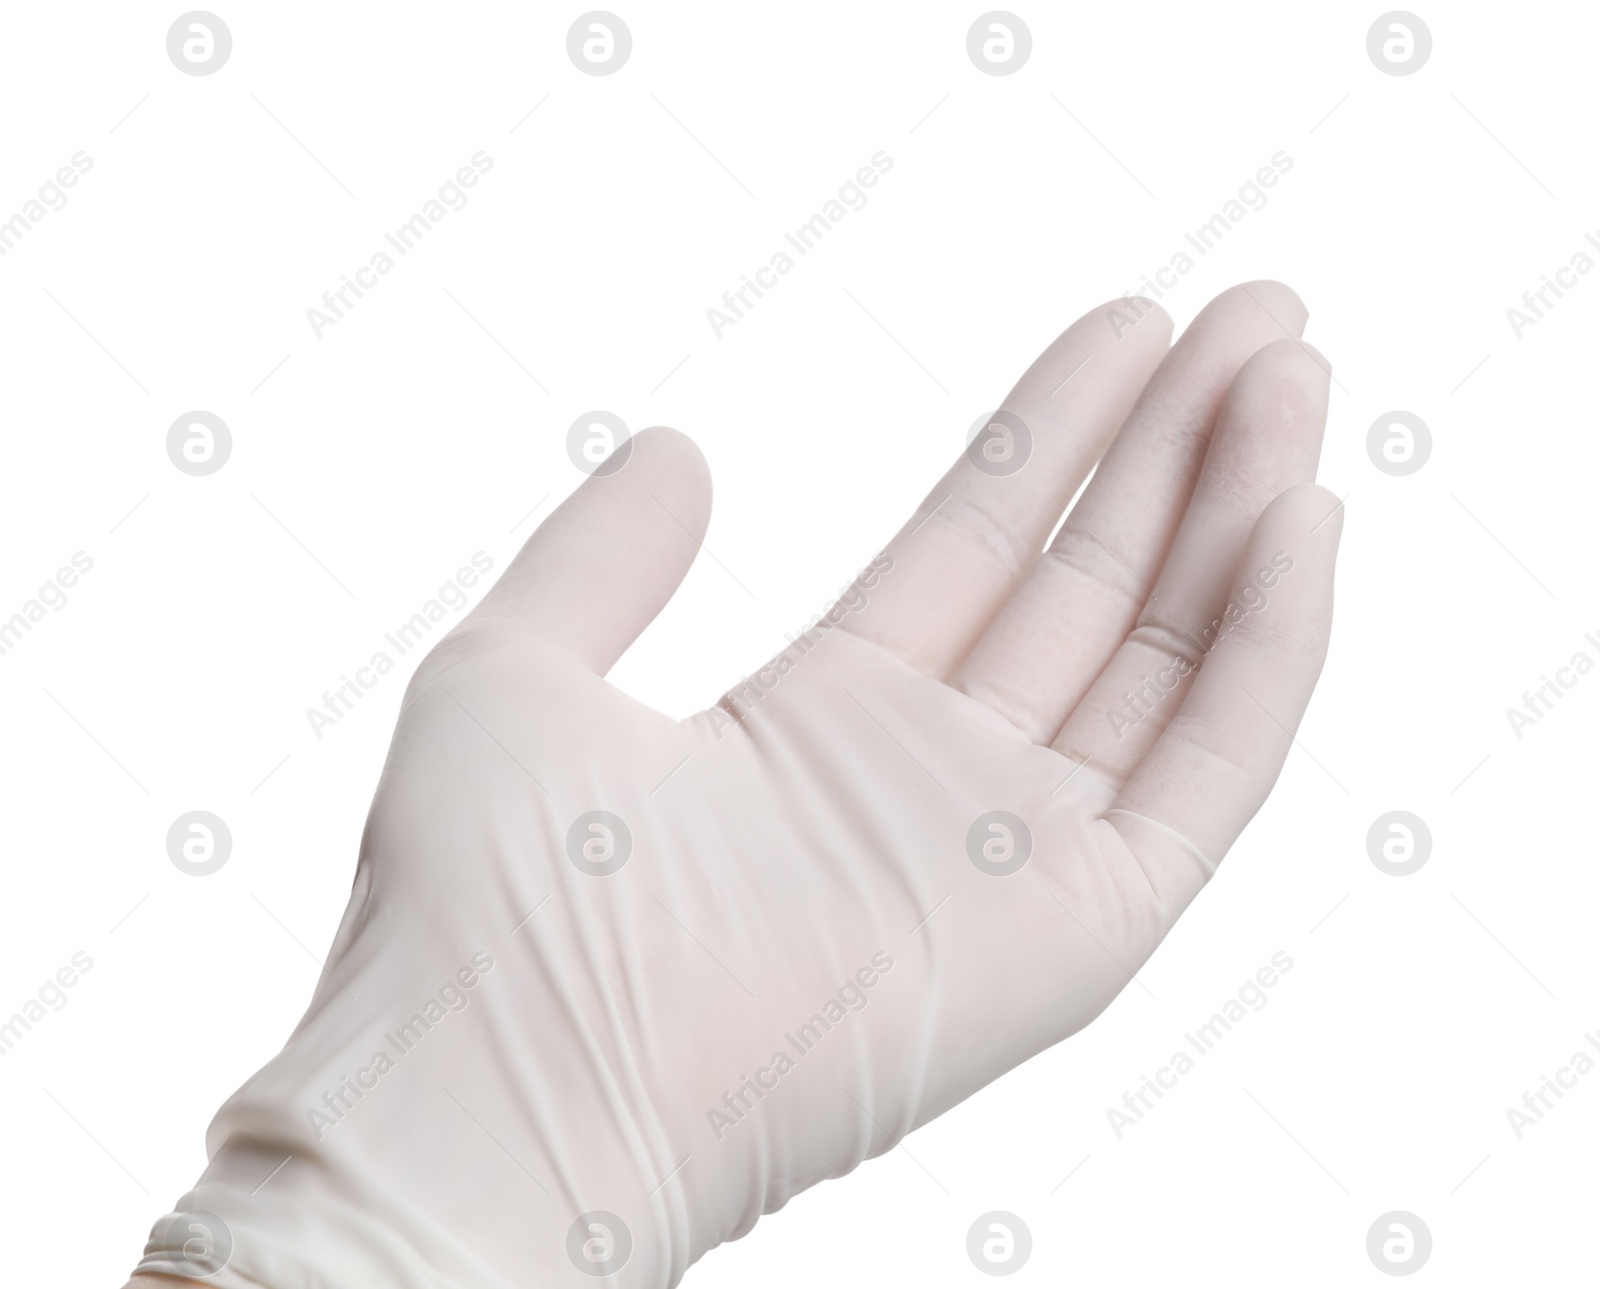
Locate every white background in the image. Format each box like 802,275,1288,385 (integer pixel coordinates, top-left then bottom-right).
1,0,1596,1284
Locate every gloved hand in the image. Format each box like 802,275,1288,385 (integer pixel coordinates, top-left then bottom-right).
128,281,1340,1289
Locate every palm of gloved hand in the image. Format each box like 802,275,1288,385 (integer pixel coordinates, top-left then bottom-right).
132,283,1340,1289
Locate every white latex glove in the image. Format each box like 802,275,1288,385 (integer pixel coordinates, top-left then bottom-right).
129,282,1341,1289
